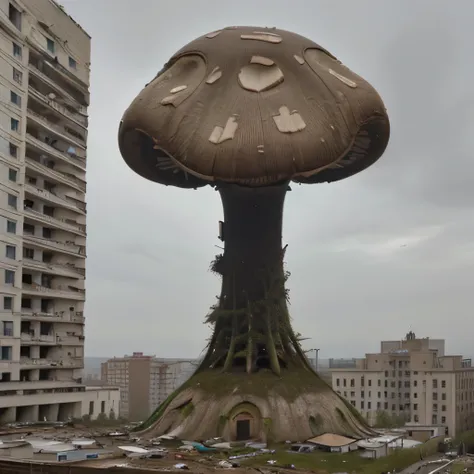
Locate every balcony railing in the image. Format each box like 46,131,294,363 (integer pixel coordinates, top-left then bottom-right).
22,257,85,278
22,283,85,300
21,310,85,324
28,64,88,126
23,235,85,258
24,183,85,214
20,333,55,344
23,207,86,236
20,357,83,369
25,158,86,193
25,133,85,171
56,335,84,345
27,106,86,149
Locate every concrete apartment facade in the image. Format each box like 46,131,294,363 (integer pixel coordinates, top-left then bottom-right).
332,332,474,436
101,353,197,421
0,0,100,422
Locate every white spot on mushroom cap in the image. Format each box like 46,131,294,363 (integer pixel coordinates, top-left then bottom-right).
170,85,187,94
206,67,222,84
257,145,264,154
241,34,282,44
238,63,284,93
206,30,222,38
209,117,239,144
250,56,274,66
328,69,357,88
273,106,306,133
294,55,305,65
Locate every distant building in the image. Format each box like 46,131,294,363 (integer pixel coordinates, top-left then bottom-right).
101,353,197,421
329,358,357,369
331,332,474,436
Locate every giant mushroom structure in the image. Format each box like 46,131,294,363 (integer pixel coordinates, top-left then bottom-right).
118,26,390,442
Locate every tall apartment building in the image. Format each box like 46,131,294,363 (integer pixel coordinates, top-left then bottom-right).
0,0,90,422
101,353,197,421
332,332,474,436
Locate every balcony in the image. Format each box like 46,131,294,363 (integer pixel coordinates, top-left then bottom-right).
28,64,88,127
22,283,85,301
27,105,86,150
25,158,86,193
22,235,86,258
22,258,85,279
21,310,85,324
20,357,83,369
25,133,85,171
20,332,55,344
23,207,86,236
24,184,85,215
56,335,84,346
0,380,84,392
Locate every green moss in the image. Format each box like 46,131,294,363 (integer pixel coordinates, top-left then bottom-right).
217,415,228,436
135,388,181,432
309,414,324,435
180,402,194,418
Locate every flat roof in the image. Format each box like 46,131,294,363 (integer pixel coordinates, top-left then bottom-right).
307,433,357,447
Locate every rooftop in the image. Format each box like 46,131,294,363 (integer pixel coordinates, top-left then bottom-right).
307,433,357,447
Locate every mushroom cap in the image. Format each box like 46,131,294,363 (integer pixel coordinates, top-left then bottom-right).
118,26,390,188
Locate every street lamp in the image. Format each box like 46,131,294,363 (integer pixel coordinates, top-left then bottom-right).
306,348,320,372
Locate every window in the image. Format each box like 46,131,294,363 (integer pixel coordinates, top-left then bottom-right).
23,247,34,259
368,379,372,387
433,379,438,388
43,228,52,239
8,168,17,182
12,68,22,85
5,270,15,284
442,393,446,401
441,416,446,424
12,42,22,59
8,4,21,30
414,392,418,398
414,380,418,387
368,401,371,409
378,380,381,387
10,91,21,107
3,297,12,310
414,415,419,422
5,245,16,259
101,401,105,413
343,378,346,387
9,142,18,158
7,194,17,209
11,118,19,132
442,405,446,412
350,391,355,397
68,56,77,69
7,220,16,234
413,403,418,410
0,347,12,361
384,402,388,409
89,401,94,415
3,321,13,337
46,38,55,53
433,393,438,401
377,391,381,398
361,401,365,409
441,380,446,388
336,378,340,387
350,378,355,387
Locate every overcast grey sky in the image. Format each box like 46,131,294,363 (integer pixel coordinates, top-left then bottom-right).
61,0,474,359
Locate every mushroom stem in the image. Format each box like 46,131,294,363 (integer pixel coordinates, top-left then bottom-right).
198,182,313,374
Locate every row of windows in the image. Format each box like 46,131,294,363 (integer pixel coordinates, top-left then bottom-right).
339,389,448,402
336,377,447,389
349,398,448,414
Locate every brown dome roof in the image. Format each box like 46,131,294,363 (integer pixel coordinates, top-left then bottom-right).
118,26,390,188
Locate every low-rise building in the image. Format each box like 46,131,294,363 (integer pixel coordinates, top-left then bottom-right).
80,386,120,420
332,332,474,436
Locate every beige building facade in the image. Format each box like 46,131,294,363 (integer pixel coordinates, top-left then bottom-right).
332,332,474,436
101,353,197,421
0,0,90,422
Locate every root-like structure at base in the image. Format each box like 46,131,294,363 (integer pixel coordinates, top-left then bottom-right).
136,369,375,442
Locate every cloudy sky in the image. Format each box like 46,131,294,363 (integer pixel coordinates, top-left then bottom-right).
61,0,474,360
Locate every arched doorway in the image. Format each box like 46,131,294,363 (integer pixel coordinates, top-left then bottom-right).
235,412,252,440
228,403,262,441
